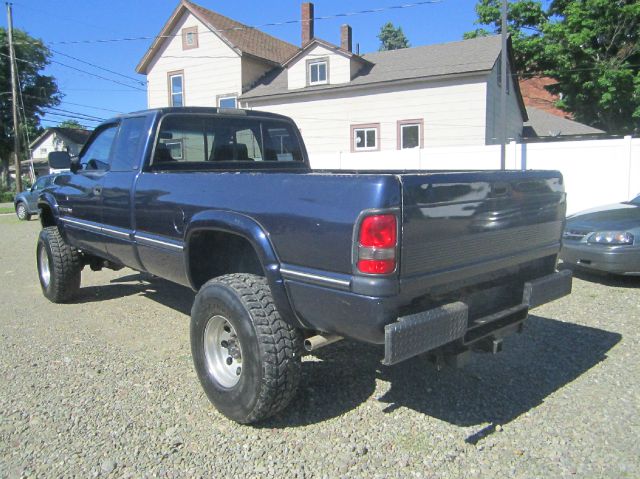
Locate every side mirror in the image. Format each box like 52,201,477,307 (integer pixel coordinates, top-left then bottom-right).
70,156,81,174
48,151,71,170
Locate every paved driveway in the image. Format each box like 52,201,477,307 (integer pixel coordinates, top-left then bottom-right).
0,216,638,478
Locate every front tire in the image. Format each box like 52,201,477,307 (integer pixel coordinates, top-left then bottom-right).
16,202,30,221
37,226,82,303
190,273,302,424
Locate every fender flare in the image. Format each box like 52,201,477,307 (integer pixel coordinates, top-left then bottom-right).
184,210,302,328
37,193,68,238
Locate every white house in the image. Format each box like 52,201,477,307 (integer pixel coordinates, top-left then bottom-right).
136,0,529,161
27,127,92,176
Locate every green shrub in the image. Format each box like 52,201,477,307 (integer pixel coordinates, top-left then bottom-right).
0,190,16,202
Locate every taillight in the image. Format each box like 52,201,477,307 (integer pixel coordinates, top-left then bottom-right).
357,214,397,274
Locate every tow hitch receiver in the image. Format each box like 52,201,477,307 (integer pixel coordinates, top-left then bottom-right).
383,270,572,366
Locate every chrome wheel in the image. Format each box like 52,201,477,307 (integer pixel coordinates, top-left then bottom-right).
17,204,26,220
39,246,51,288
203,315,243,388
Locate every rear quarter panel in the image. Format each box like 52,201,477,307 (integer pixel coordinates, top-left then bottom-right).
133,171,401,276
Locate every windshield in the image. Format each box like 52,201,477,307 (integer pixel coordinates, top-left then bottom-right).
152,114,305,168
630,195,640,206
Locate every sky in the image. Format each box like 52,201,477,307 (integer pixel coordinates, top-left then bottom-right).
1,0,482,130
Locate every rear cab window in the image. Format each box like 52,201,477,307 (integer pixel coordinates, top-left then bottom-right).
150,114,306,169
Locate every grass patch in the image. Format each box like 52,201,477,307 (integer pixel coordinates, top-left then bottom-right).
0,206,15,214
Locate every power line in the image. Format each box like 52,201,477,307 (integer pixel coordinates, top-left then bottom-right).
15,0,443,46
48,47,146,85
0,51,146,91
40,111,103,123
21,94,124,114
44,106,106,122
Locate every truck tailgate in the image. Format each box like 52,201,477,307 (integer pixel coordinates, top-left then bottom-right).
400,170,565,287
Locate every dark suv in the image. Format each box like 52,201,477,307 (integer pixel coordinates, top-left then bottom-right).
14,174,58,221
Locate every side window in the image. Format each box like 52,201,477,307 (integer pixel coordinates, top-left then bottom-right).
110,117,149,171
32,176,47,190
80,125,118,171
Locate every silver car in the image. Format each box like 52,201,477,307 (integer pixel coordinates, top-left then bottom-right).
560,195,640,275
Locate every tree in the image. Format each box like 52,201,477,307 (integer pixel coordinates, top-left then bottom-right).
378,22,410,51
544,0,640,134
57,120,84,129
464,0,640,134
463,0,548,73
0,28,60,188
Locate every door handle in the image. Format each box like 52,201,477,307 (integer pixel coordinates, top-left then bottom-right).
93,186,102,195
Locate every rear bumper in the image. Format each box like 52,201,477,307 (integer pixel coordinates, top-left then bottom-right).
285,269,572,359
383,270,572,365
560,243,640,275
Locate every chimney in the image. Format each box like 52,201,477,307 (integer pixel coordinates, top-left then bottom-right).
341,24,352,52
301,2,314,46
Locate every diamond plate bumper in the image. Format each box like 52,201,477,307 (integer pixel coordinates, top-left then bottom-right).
383,270,572,365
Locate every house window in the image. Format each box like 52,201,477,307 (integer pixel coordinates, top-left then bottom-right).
40,147,47,155
397,119,424,149
168,71,184,107
217,94,237,109
351,123,380,152
308,60,328,85
182,26,198,50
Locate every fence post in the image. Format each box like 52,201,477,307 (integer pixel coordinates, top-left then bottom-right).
506,141,518,169
627,136,639,200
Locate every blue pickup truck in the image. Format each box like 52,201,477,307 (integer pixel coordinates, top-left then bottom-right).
36,107,572,423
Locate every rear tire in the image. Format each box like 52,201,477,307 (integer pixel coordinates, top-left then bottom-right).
16,202,30,221
190,273,302,423
37,226,82,303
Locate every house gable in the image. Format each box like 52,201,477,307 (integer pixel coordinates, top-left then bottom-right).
145,10,243,108
136,0,299,74
284,38,369,90
29,128,91,161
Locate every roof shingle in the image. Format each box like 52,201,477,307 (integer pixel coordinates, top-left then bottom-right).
242,35,504,99
184,1,299,64
523,106,605,138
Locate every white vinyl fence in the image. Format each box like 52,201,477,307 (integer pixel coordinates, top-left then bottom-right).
310,136,640,215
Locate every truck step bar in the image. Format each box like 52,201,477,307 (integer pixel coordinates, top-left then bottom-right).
383,270,572,366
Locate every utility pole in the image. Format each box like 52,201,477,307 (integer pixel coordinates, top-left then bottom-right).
7,2,23,192
499,0,508,170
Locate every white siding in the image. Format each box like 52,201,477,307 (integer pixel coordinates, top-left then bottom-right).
31,133,83,162
247,75,489,156
485,57,524,144
146,12,242,108
287,44,351,90
241,57,272,92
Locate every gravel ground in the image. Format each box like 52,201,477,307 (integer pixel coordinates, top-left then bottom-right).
1,216,639,478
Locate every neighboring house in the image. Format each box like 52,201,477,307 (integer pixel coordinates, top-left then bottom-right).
519,76,605,141
28,127,92,176
523,106,605,141
519,77,568,118
136,0,528,159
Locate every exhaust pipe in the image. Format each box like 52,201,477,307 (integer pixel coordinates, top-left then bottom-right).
304,334,343,352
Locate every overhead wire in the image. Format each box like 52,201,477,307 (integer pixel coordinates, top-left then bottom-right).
0,52,145,91
16,0,444,46
48,47,146,86
21,94,124,114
